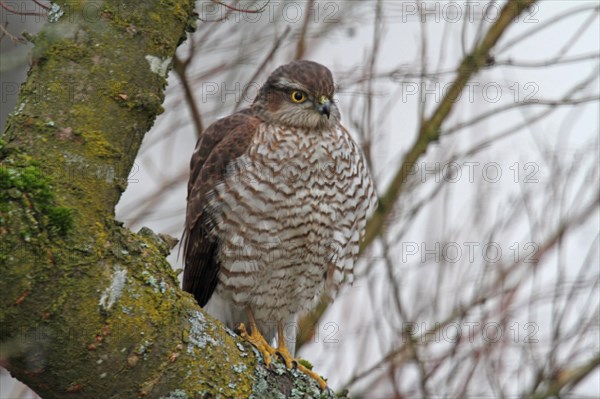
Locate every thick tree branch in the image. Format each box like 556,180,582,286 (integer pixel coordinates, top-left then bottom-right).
0,1,342,397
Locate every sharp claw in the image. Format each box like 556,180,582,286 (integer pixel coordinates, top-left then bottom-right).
297,362,328,390
237,315,328,390
237,321,275,368
236,323,247,336
275,350,293,369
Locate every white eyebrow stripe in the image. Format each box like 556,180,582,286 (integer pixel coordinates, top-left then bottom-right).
274,77,308,92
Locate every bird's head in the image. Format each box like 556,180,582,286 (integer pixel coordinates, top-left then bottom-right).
253,60,340,130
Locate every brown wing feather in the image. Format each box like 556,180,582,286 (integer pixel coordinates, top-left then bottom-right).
182,110,261,307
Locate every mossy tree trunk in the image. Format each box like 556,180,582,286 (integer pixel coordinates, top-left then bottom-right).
0,1,339,398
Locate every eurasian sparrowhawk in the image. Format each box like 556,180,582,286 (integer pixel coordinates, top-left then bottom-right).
182,60,377,389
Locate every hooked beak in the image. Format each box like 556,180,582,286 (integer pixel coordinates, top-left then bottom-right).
317,96,331,119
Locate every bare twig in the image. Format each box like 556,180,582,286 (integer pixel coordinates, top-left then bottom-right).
294,0,315,60
236,26,291,111
0,0,46,16
173,39,204,138
31,0,50,11
497,4,599,55
0,22,26,44
211,0,270,14
362,0,539,250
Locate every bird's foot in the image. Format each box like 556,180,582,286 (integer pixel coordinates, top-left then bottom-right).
275,336,327,390
238,311,328,390
295,361,328,391
237,322,276,368
275,344,295,369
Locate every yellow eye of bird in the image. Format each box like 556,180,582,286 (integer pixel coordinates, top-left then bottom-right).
291,90,307,103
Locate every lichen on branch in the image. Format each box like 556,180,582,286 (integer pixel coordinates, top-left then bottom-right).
0,1,342,397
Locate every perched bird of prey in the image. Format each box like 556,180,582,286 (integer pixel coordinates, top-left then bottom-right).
182,60,376,388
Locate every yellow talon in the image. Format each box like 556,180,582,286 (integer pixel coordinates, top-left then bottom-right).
238,321,275,368
275,321,327,390
297,362,327,390
272,320,294,368
239,309,328,390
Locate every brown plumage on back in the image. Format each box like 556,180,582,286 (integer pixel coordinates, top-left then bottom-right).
182,112,260,307
182,60,377,389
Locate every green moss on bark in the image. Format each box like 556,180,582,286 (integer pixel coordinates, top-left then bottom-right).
0,1,346,397
0,160,74,237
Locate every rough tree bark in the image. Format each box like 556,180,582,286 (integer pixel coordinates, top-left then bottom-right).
0,1,344,398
